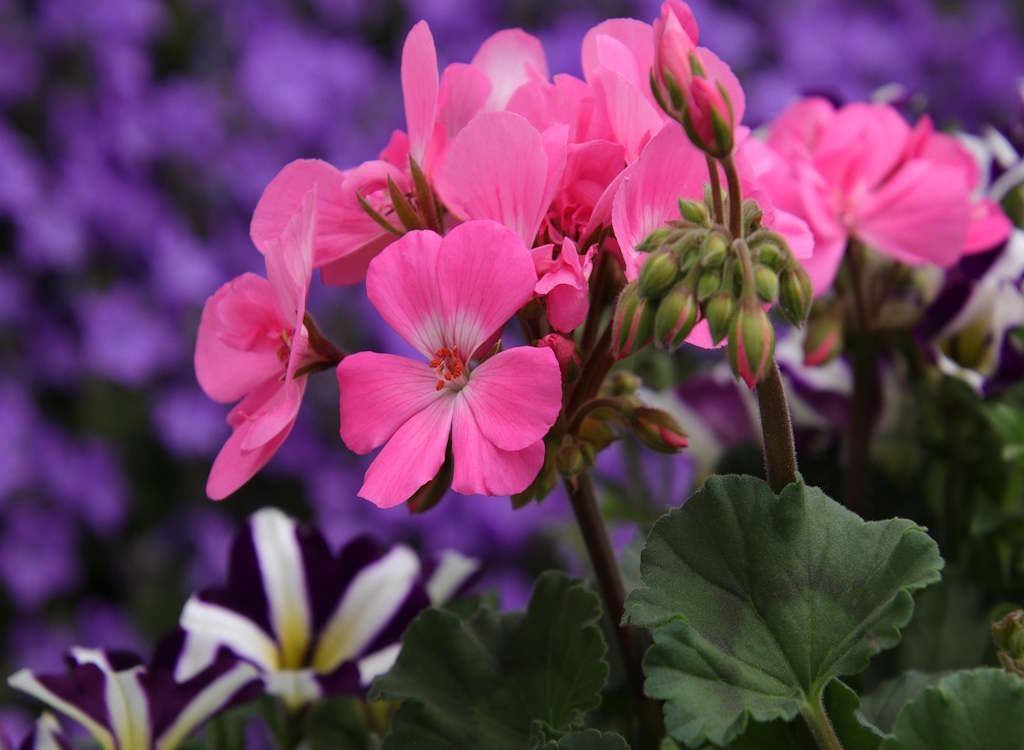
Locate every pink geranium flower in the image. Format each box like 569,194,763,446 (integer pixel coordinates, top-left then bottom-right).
763,98,1012,291
532,238,596,332
196,192,320,499
336,221,563,508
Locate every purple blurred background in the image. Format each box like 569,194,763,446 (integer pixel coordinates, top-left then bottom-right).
0,0,1022,730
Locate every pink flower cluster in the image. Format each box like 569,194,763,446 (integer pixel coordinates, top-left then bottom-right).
194,2,1011,508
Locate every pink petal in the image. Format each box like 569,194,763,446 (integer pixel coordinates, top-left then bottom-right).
767,97,835,162
591,69,664,163
684,319,716,350
337,352,445,454
798,235,847,295
768,209,814,261
964,198,1013,254
507,74,591,138
471,29,549,111
195,274,285,404
436,220,538,356
358,395,455,508
450,399,546,496
206,379,302,500
815,102,910,194
401,21,440,165
854,160,971,267
437,63,491,141
320,234,395,286
250,159,346,267
239,378,305,452
435,111,565,246
365,229,446,358
263,189,315,321
582,19,654,88
612,124,706,280
460,346,561,451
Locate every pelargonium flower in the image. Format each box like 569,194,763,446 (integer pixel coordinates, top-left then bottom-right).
8,636,260,750
177,508,478,710
337,220,562,507
532,238,596,333
247,22,552,285
196,191,331,500
763,98,1013,291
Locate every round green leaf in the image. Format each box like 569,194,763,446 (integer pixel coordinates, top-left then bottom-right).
881,669,1024,749
625,475,943,747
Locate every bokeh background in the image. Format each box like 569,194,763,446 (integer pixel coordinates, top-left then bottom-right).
1,0,1023,735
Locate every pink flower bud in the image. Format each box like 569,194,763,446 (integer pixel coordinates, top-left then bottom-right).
652,1,700,115
803,314,843,367
612,282,655,360
631,407,689,453
728,302,775,389
536,333,582,381
686,77,735,157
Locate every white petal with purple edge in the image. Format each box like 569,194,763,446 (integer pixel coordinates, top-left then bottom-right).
312,546,420,673
30,713,68,750
155,661,262,750
426,550,480,605
263,669,322,713
250,508,312,669
179,596,280,672
8,670,117,750
357,643,402,685
70,649,151,750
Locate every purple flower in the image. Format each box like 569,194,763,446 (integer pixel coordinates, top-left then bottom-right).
178,508,477,709
8,635,261,750
0,507,79,610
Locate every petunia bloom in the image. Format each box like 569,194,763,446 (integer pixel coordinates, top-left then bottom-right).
8,637,260,750
177,508,478,710
337,220,563,507
196,191,325,500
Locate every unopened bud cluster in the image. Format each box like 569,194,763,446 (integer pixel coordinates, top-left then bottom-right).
613,194,814,388
993,609,1024,678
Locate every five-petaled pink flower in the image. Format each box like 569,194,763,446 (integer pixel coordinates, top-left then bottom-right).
336,220,563,508
196,192,319,500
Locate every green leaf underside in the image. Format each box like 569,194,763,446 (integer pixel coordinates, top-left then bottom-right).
881,669,1024,749
535,729,631,749
626,475,943,747
371,571,609,750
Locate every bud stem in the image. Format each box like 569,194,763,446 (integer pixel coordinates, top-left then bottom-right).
568,397,627,436
721,154,743,239
755,358,799,494
563,473,665,749
705,155,725,225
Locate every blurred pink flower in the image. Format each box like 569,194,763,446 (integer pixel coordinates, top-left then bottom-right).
337,221,562,508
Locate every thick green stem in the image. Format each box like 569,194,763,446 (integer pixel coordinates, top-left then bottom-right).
564,474,664,748
755,358,799,493
705,155,725,225
801,693,845,750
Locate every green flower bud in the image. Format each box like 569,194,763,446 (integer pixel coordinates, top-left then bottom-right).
638,249,680,299
701,232,729,267
696,269,722,301
703,292,735,344
803,312,843,367
678,198,709,226
654,283,700,350
754,241,785,271
556,438,587,478
742,199,763,234
993,609,1024,678
753,263,779,303
612,282,655,360
779,265,814,326
636,227,674,254
728,302,775,389
631,407,689,453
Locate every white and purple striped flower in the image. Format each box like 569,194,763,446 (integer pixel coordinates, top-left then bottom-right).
15,714,69,750
7,633,261,750
177,508,478,710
